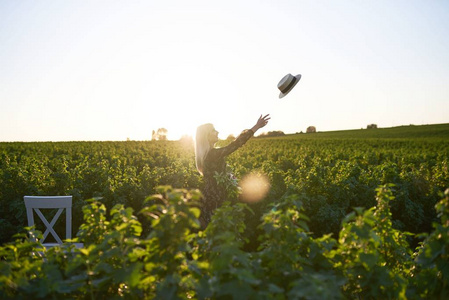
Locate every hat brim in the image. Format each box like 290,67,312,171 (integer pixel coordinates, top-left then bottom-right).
279,74,301,98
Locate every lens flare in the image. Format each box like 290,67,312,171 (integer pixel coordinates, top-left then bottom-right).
239,172,270,203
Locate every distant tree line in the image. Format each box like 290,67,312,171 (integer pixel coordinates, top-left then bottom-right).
306,126,316,133
152,128,168,141
257,131,286,138
150,124,382,141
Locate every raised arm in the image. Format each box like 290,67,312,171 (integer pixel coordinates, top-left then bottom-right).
209,114,271,159
251,114,270,134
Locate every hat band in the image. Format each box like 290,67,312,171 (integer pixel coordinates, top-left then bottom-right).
281,77,297,93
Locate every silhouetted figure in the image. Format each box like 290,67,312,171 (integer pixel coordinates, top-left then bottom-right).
195,114,270,228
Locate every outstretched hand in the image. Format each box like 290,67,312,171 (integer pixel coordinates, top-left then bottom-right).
251,114,271,133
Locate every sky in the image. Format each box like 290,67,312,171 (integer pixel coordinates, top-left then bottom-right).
1,0,448,141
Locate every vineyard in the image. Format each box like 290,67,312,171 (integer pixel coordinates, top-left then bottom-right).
1,123,448,299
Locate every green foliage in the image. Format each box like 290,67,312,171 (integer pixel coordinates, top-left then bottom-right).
195,202,257,298
139,186,201,298
1,125,448,244
256,194,345,299
411,188,449,298
330,185,411,299
1,185,448,298
0,187,201,299
0,124,449,298
0,141,201,244
213,171,241,201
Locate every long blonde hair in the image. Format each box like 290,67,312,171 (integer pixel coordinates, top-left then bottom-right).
195,123,214,175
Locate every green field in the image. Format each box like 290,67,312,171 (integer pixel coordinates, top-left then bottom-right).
1,123,448,298
287,123,449,139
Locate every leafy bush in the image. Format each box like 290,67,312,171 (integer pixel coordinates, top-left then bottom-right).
411,188,449,298
1,185,449,299
1,133,448,244
1,125,448,297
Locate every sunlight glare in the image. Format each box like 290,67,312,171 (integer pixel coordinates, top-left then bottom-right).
240,172,270,203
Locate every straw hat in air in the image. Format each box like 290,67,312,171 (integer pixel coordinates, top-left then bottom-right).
277,73,301,98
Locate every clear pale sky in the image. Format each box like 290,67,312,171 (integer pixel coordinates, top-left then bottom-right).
1,0,448,141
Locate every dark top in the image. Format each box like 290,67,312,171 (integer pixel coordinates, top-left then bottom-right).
199,129,254,228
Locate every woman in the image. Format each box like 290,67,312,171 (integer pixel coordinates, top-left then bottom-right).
195,114,270,228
